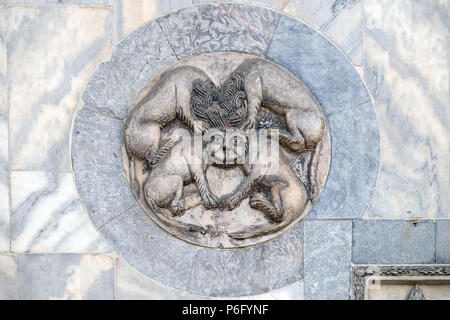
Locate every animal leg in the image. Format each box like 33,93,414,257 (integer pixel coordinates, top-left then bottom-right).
249,192,283,222
169,175,185,216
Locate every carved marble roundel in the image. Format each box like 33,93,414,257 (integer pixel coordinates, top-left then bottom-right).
122,52,331,248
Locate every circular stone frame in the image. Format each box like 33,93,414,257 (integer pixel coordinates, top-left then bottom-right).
72,3,380,297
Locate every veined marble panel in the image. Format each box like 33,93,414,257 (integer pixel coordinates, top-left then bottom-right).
0,6,9,252
284,0,363,65
10,171,111,253
17,254,114,299
7,6,113,171
0,254,18,299
114,0,191,42
363,0,449,219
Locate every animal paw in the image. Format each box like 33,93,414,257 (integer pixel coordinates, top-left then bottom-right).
202,192,219,209
170,200,185,216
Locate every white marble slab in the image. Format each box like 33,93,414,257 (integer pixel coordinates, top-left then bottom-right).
18,254,114,299
11,171,111,253
7,6,113,171
0,254,18,299
362,0,449,219
114,0,192,42
0,5,9,252
116,257,304,299
283,0,363,65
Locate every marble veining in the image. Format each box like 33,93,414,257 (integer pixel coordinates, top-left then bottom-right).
114,0,192,42
10,171,111,253
157,3,280,58
0,6,9,252
0,254,18,299
304,220,352,300
7,6,113,171
283,0,363,65
17,254,114,299
116,257,304,300
362,0,449,219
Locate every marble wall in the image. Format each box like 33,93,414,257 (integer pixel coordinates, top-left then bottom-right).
0,0,448,299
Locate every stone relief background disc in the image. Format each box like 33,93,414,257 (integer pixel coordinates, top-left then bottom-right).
122,52,331,248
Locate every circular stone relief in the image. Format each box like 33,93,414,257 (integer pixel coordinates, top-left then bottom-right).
122,52,331,248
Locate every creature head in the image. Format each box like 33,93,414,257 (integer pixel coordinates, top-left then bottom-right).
203,128,248,168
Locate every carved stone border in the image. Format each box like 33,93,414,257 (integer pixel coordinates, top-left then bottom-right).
351,265,450,300
71,3,380,296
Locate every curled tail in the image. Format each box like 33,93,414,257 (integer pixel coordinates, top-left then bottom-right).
145,198,206,235
227,215,296,240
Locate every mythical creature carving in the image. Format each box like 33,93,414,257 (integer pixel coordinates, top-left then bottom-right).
122,53,331,248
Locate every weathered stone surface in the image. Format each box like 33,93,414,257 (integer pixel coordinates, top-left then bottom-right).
158,3,280,59
122,52,330,248
436,220,450,264
352,220,435,264
10,171,110,253
17,254,114,299
7,5,113,171
266,16,379,219
304,220,352,300
0,254,18,299
82,20,177,119
72,108,136,227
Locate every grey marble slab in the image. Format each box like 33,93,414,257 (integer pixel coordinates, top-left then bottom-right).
309,102,379,219
83,20,177,119
436,220,450,264
100,204,306,296
352,220,436,264
193,0,290,11
17,254,114,299
116,256,304,300
72,108,136,227
10,171,111,253
266,16,379,219
304,220,352,300
7,6,113,171
267,15,370,115
0,6,9,252
0,254,18,299
244,223,303,294
157,3,280,59
188,249,252,296
362,0,449,219
284,0,363,65
99,205,199,292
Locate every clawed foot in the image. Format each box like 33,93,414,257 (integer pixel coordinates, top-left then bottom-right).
170,200,185,216
202,191,219,209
